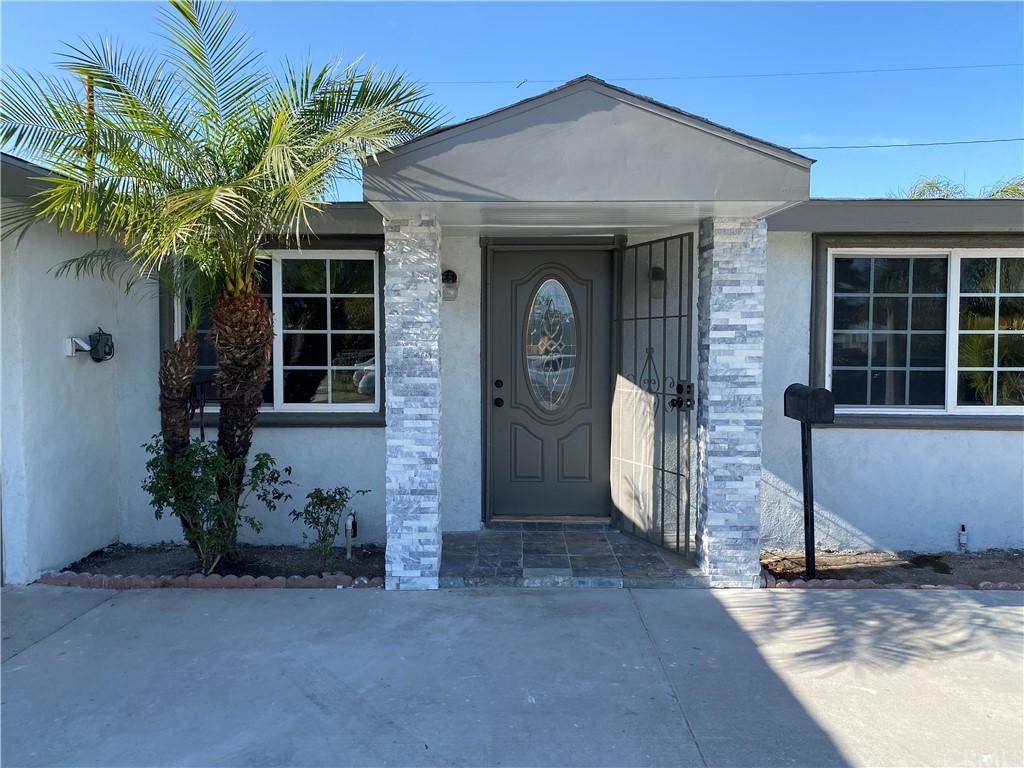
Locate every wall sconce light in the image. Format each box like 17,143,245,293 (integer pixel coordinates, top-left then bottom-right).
441,269,459,301
65,327,115,362
649,266,666,300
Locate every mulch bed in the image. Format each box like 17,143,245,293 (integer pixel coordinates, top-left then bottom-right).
39,542,386,590
761,548,1024,590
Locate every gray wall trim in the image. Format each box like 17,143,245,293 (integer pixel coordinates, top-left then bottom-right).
158,288,175,352
264,234,383,251
810,232,1024,420
768,199,1024,233
289,203,383,238
820,414,1023,431
191,411,386,429
483,237,618,252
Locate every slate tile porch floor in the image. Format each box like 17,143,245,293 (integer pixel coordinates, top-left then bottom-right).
439,529,710,588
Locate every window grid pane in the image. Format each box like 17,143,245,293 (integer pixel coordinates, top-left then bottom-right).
187,254,378,411
832,256,948,407
957,256,1024,407
280,257,378,406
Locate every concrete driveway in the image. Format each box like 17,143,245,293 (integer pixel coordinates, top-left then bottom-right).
1,585,1021,767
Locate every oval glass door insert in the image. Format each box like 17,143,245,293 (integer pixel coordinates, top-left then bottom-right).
525,278,577,411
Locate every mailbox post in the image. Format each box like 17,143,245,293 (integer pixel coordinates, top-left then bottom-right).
783,384,835,580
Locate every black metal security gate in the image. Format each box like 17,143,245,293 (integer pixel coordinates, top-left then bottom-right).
611,234,694,554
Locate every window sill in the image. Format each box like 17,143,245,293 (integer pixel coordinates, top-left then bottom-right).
191,411,386,429
820,412,1024,431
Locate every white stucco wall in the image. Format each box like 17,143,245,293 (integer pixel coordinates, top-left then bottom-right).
438,236,484,531
0,215,475,574
118,424,390,547
761,231,1024,553
1,215,123,583
126,422,390,546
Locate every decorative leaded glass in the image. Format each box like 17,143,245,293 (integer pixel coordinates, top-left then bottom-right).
525,278,577,411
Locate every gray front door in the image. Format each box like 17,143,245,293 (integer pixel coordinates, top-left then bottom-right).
488,248,612,518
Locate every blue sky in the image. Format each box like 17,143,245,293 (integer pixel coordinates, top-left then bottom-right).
2,1,1022,200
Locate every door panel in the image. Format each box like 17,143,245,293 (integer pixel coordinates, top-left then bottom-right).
489,249,612,517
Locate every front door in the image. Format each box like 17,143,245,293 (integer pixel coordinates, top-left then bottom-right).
487,248,612,518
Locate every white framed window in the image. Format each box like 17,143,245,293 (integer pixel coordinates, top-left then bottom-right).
825,248,1024,415
186,249,381,413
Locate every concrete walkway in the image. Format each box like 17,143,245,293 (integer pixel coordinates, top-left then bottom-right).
1,585,1021,767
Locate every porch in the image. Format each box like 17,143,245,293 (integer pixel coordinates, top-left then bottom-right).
439,529,709,589
365,76,813,589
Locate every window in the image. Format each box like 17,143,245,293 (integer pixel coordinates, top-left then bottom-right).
824,247,1024,415
187,249,381,414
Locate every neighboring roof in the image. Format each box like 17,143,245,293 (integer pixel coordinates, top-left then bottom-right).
1,152,53,199
393,75,814,167
766,198,1024,233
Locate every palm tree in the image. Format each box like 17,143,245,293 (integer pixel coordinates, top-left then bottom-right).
1,0,440,542
896,175,1024,199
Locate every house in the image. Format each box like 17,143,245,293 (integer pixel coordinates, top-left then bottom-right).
2,76,1021,588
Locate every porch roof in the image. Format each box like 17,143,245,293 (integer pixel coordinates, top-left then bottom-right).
363,76,813,236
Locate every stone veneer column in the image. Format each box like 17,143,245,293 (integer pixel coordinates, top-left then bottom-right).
383,217,442,590
694,217,767,588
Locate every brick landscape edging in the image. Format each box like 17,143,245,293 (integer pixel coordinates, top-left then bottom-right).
37,571,384,590
760,568,1024,591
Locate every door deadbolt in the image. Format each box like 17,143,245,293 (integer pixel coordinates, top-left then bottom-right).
494,379,504,388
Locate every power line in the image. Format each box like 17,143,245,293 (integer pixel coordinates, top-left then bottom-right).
426,63,1023,85
792,137,1024,150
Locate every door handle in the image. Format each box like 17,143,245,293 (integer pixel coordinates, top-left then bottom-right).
493,397,504,407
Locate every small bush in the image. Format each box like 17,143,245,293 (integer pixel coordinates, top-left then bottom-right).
290,487,369,573
142,435,292,574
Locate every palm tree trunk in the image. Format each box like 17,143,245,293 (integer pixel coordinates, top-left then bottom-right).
156,329,203,554
210,286,274,519
158,330,198,454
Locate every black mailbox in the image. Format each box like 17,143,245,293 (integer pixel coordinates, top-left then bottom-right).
784,383,836,425
783,383,835,580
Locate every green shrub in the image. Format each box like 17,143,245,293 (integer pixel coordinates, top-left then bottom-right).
290,487,369,573
142,435,292,574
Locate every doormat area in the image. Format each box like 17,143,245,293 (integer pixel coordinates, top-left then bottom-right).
761,549,1024,591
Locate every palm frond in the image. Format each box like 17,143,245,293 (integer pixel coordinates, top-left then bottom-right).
158,0,268,150
3,0,442,300
50,246,145,292
984,176,1024,199
904,176,968,199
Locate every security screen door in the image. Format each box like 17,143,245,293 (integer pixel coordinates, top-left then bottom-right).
487,248,612,517
611,235,694,554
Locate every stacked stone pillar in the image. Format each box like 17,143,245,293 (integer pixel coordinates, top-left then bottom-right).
383,217,442,590
694,217,767,587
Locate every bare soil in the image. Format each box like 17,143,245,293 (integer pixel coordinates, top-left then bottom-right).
762,549,1024,586
66,542,385,580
